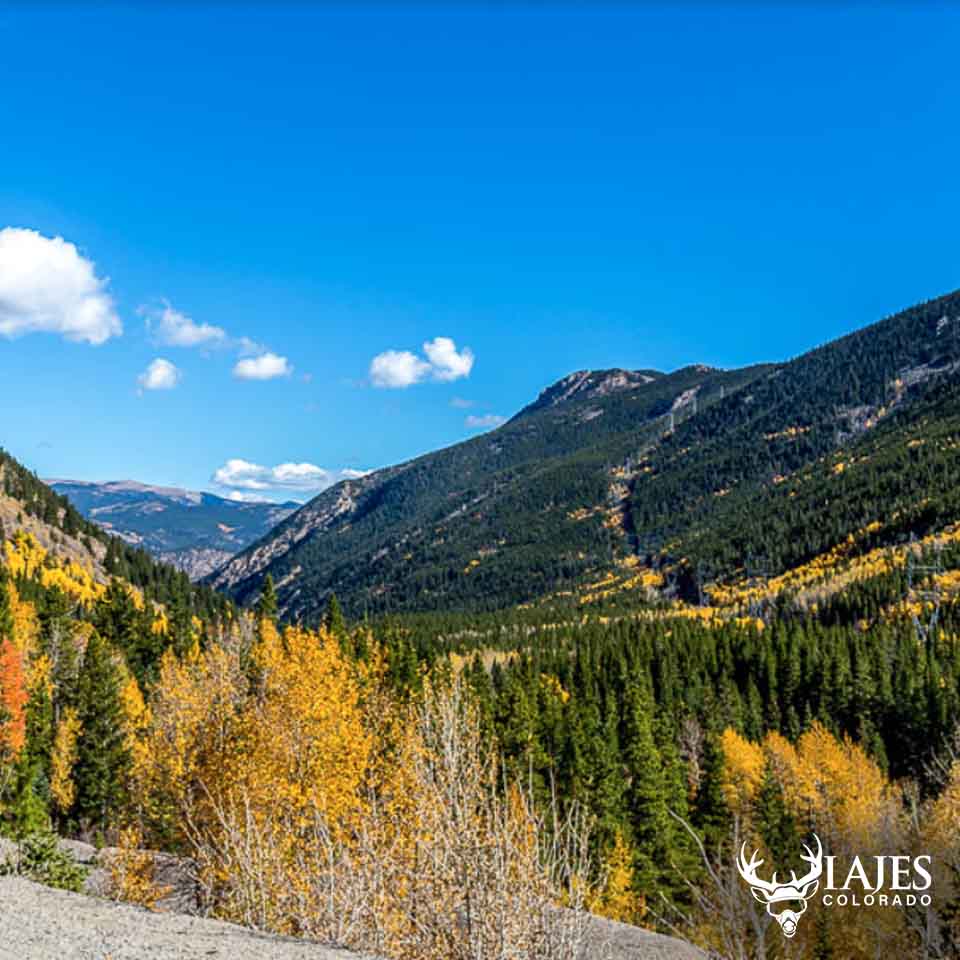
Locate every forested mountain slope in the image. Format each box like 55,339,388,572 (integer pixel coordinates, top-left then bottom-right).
0,450,230,625
625,289,960,569
211,289,960,623
49,479,297,579
207,364,770,619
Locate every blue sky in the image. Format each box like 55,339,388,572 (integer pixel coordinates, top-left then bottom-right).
1,3,959,501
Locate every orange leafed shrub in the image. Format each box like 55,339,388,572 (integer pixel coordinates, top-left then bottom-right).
0,636,28,758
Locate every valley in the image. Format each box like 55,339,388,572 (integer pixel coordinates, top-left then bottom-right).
4,290,960,960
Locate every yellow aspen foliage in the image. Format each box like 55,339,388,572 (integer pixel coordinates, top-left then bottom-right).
117,664,150,770
719,728,764,815
761,730,803,807
540,673,570,703
151,609,169,636
132,640,247,841
924,760,960,904
927,761,960,850
128,634,590,958
792,723,897,850
4,532,104,608
244,623,371,826
50,707,82,814
8,583,39,657
27,652,54,703
703,725,912,960
591,831,644,923
105,825,170,910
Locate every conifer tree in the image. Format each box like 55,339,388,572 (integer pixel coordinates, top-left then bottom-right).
694,734,729,854
590,691,626,852
322,593,346,637
756,760,799,864
655,715,699,895
622,681,670,897
71,631,128,831
95,579,154,684
255,574,278,623
165,580,193,659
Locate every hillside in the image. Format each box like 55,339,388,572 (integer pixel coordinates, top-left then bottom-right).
0,449,230,625
211,289,960,623
207,363,770,619
49,479,298,579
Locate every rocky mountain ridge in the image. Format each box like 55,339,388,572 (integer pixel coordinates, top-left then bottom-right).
207,362,769,619
50,479,298,579
209,289,960,622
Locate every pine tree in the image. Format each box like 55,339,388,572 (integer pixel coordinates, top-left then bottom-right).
95,579,156,685
589,692,626,853
322,593,346,637
622,681,670,898
165,580,193,659
655,715,700,895
255,574,278,623
71,631,128,831
756,760,799,864
694,733,729,855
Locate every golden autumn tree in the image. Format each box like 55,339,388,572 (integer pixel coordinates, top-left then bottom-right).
50,706,82,816
719,728,765,818
128,620,592,960
131,619,372,925
592,830,644,923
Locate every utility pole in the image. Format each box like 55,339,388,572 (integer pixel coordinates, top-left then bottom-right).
696,559,712,608
907,534,942,649
745,552,772,621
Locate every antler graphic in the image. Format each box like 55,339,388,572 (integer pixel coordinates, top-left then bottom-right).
736,834,822,898
790,835,823,888
737,845,781,896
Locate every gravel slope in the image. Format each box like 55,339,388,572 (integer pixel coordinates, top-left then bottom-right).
0,877,378,960
0,876,704,960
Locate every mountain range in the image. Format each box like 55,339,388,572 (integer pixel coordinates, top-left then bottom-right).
47,480,298,579
206,288,960,623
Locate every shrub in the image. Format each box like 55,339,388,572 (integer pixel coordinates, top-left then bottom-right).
0,830,88,892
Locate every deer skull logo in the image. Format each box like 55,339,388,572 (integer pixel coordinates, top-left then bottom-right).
736,834,823,938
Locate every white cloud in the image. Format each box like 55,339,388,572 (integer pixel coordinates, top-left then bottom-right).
236,335,266,357
466,413,506,430
223,490,275,504
138,303,292,393
450,396,474,409
137,358,181,392
143,302,226,347
213,458,369,499
369,349,432,388
233,352,293,381
424,336,474,382
369,336,474,388
0,227,121,344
